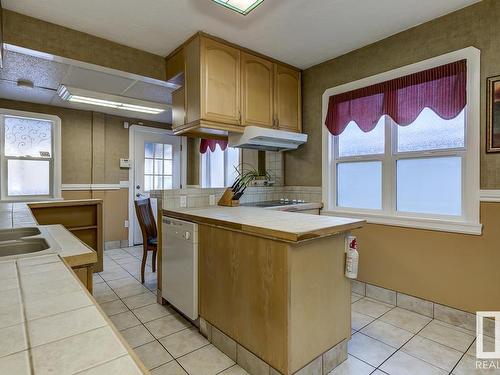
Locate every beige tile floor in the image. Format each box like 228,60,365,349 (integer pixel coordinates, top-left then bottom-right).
97,247,491,375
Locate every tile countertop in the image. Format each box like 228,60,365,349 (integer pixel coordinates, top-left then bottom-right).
0,202,97,268
0,254,147,375
163,206,364,242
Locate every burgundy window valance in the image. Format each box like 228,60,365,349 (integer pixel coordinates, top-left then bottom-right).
199,139,228,154
325,60,467,136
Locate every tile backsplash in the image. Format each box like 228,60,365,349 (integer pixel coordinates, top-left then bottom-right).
151,186,322,210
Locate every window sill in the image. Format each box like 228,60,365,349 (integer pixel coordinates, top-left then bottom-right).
321,210,483,235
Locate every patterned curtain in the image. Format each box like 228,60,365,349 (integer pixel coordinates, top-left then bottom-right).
325,60,466,135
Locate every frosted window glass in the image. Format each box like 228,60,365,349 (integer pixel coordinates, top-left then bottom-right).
154,176,163,190
397,157,462,216
164,145,172,159
338,117,385,157
8,160,50,196
226,147,240,187
163,176,172,190
154,143,163,158
154,159,163,175
397,108,465,152
144,159,153,174
337,161,382,210
164,160,172,175
144,175,153,192
4,116,52,157
144,143,154,158
209,147,225,188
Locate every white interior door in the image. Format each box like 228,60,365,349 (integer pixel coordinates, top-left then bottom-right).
131,126,182,245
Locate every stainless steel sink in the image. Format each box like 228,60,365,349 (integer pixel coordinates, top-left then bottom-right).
0,238,50,257
0,227,41,242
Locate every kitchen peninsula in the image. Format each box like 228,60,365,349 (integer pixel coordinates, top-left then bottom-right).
162,206,364,375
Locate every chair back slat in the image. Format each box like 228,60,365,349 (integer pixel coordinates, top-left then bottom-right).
134,198,157,243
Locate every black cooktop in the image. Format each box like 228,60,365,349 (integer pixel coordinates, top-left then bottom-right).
241,200,306,208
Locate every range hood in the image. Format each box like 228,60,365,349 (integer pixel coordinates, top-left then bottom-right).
228,126,307,151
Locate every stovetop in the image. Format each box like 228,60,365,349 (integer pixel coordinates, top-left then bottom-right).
241,199,307,208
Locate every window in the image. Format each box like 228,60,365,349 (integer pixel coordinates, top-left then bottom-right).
322,48,480,234
144,142,173,191
0,110,61,201
201,146,240,188
335,111,465,216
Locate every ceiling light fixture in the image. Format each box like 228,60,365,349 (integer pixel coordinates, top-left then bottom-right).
212,0,264,15
57,85,167,115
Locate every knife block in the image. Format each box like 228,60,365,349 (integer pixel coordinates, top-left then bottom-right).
218,188,240,207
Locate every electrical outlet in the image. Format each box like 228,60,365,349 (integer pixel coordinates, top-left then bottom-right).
209,194,216,206
124,220,129,228
180,195,187,208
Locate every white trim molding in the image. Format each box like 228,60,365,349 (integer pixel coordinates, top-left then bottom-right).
62,183,129,191
322,47,481,235
480,189,500,202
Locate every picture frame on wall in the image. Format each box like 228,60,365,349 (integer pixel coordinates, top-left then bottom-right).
487,75,500,152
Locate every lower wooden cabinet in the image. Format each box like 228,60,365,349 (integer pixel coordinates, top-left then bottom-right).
73,265,94,293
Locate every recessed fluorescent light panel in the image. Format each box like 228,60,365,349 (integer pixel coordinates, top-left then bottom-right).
212,0,264,15
57,85,167,115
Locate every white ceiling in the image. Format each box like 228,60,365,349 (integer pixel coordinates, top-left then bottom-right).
0,49,173,123
4,0,481,69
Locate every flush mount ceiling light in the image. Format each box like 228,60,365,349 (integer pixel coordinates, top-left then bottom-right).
212,0,264,15
57,85,168,115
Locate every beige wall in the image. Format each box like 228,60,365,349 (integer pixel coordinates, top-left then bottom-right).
286,0,500,312
0,99,170,242
354,202,500,313
286,0,500,188
3,10,166,81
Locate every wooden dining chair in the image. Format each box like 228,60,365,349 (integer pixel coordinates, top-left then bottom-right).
134,198,157,284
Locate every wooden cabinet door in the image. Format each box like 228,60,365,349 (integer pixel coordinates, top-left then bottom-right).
241,53,273,128
171,86,185,129
274,64,301,132
201,37,241,125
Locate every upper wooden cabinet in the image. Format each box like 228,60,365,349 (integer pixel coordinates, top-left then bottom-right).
274,65,301,132
166,33,302,139
241,53,274,128
201,38,241,125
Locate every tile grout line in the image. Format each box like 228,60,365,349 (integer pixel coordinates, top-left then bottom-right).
351,298,472,374
14,260,35,375
448,338,476,375
101,247,196,374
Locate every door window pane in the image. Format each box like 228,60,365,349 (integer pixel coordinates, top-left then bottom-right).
154,159,163,175
164,145,172,159
397,108,465,152
4,116,53,158
163,160,172,175
144,159,153,174
154,143,163,158
8,160,50,196
337,161,382,210
163,176,173,189
144,175,153,192
144,142,175,191
154,176,163,190
145,143,154,158
397,157,462,216
338,117,385,157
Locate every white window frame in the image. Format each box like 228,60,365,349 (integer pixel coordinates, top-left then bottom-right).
322,47,481,235
200,148,242,188
0,109,62,202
